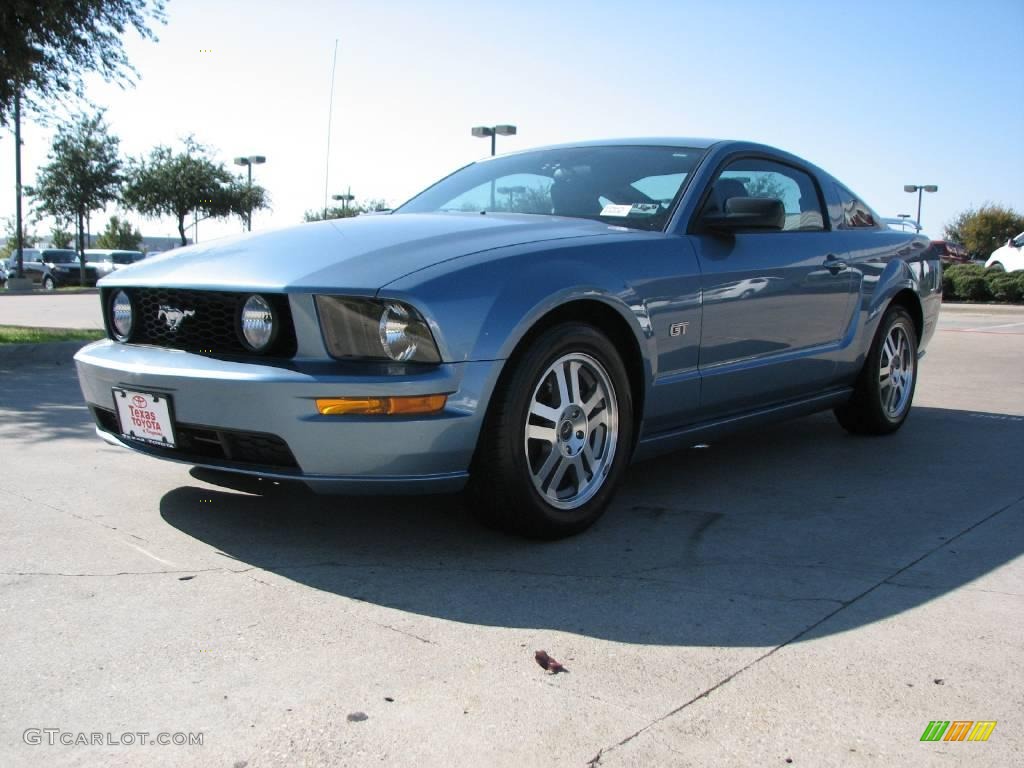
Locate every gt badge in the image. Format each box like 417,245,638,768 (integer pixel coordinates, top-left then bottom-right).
670,322,689,337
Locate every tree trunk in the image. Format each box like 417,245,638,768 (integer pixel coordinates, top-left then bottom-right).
77,209,86,287
177,216,187,246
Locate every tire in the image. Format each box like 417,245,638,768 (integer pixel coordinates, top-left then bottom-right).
42,275,55,291
988,262,1005,272
469,322,634,538
834,305,918,435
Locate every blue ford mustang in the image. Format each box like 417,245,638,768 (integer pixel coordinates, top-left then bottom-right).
75,139,941,537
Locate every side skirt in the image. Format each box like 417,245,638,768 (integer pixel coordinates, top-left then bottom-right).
632,388,854,462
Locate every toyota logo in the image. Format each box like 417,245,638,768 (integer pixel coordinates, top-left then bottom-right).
132,395,148,408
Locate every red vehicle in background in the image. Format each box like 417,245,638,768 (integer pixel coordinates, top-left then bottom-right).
932,240,971,264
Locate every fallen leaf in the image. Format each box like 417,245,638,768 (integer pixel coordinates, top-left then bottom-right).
535,650,567,674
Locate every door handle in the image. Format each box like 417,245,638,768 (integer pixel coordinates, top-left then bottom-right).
824,254,847,273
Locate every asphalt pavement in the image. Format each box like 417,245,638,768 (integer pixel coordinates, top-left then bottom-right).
0,303,1021,766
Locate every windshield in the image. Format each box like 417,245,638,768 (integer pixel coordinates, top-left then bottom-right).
43,250,78,264
397,145,705,232
112,252,141,264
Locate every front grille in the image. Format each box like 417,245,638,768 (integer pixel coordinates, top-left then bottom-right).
91,406,299,472
103,288,296,358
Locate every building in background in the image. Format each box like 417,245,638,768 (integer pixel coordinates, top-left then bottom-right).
139,236,192,254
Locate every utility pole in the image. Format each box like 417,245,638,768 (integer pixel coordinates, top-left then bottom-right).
14,88,25,279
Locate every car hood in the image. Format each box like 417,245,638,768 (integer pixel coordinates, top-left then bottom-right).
99,213,622,293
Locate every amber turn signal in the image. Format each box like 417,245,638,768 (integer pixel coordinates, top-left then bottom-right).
316,394,447,416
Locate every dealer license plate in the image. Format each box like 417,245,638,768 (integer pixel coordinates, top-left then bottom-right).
112,388,176,447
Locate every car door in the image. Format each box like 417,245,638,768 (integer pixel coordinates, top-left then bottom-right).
689,156,853,418
23,251,44,284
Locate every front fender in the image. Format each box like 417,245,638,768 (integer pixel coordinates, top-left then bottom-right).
379,235,662,365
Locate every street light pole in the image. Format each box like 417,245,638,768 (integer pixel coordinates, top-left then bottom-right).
471,125,517,210
234,155,266,231
903,184,938,234
14,87,24,280
471,124,517,157
331,188,355,216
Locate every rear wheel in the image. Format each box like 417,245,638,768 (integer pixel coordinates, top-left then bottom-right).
835,305,918,435
470,322,634,538
987,262,1005,272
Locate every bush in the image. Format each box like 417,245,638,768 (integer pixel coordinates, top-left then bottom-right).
952,273,992,302
942,262,1024,303
943,263,984,301
985,271,1024,302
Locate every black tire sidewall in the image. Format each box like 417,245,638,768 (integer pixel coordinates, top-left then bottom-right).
486,323,634,535
864,307,918,430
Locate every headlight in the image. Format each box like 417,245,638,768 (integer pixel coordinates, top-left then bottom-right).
315,296,441,363
239,294,278,352
111,290,133,341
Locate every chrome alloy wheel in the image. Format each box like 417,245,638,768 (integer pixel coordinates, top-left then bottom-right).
879,323,915,419
523,352,619,510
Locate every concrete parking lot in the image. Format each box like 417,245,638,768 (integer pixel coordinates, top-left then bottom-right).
1,304,1021,767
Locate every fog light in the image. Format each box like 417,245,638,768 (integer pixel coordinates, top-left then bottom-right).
316,394,447,416
111,290,133,341
240,294,277,352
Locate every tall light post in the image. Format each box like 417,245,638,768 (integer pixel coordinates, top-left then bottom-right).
903,184,938,234
472,125,516,210
234,155,266,231
331,188,355,216
471,124,517,156
13,87,25,281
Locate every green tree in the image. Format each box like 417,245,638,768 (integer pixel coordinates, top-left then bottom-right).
944,204,1024,260
303,198,390,222
50,226,73,248
30,112,123,285
1,217,38,263
94,215,142,250
0,0,165,125
124,138,269,246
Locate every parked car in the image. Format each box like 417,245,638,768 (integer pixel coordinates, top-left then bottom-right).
42,249,100,287
85,249,145,274
931,240,971,265
75,138,941,538
985,232,1024,272
0,260,7,287
3,248,88,290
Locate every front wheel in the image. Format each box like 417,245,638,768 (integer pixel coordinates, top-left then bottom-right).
835,305,918,435
42,275,55,291
987,262,1005,272
470,322,634,538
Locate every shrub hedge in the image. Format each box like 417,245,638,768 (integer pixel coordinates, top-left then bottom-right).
942,263,1024,303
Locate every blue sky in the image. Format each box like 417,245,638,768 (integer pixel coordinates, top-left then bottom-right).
2,0,1021,243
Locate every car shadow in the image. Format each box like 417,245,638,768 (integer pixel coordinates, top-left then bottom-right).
159,406,1024,647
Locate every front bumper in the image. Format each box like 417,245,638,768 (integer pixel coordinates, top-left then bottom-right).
74,340,501,494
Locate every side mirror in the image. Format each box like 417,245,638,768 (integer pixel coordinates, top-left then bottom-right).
702,197,785,232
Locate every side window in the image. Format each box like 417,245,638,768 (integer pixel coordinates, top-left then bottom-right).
835,184,878,229
706,158,825,231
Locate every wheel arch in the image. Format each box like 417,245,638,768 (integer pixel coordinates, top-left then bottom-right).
887,288,924,347
482,297,649,452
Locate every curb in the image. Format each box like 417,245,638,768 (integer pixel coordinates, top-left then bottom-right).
0,340,94,367
941,302,1024,314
